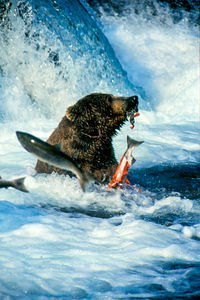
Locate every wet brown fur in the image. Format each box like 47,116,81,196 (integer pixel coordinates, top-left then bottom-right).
35,93,138,183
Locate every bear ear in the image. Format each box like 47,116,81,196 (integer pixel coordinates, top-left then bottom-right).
66,105,75,121
66,105,81,122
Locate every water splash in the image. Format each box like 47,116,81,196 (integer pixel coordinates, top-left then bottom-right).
0,0,141,121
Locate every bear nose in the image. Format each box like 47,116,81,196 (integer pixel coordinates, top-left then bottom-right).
129,95,138,104
127,95,138,112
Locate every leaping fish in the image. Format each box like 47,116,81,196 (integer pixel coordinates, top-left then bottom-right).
108,135,143,188
0,176,28,192
16,131,94,191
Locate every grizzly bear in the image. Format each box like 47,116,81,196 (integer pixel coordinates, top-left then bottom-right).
35,93,139,183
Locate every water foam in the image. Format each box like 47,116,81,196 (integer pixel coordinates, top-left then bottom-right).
0,0,137,122
100,7,199,123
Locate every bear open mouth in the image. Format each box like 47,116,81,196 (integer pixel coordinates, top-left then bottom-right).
127,110,140,129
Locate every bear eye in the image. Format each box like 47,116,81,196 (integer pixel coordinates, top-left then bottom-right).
107,96,113,104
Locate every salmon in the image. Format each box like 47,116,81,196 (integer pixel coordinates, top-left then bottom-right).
108,136,143,188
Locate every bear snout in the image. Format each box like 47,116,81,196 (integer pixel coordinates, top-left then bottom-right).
111,95,139,116
126,95,138,113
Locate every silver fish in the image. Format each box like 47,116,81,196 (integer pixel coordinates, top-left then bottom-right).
16,131,94,191
0,176,28,192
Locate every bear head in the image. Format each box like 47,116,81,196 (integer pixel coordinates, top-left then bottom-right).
66,93,139,139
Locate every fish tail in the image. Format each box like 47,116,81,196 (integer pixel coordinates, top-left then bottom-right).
127,135,144,148
13,177,29,193
79,172,94,192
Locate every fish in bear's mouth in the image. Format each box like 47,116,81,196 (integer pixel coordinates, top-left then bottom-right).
127,110,140,129
124,95,140,129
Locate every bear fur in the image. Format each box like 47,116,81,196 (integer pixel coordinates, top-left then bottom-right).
35,93,138,183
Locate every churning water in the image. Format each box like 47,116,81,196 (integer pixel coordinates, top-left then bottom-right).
0,0,199,298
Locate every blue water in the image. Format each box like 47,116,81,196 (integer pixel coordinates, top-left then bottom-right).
0,0,199,298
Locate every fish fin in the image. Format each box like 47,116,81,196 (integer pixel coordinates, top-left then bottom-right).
54,142,62,151
127,135,144,149
13,177,29,193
